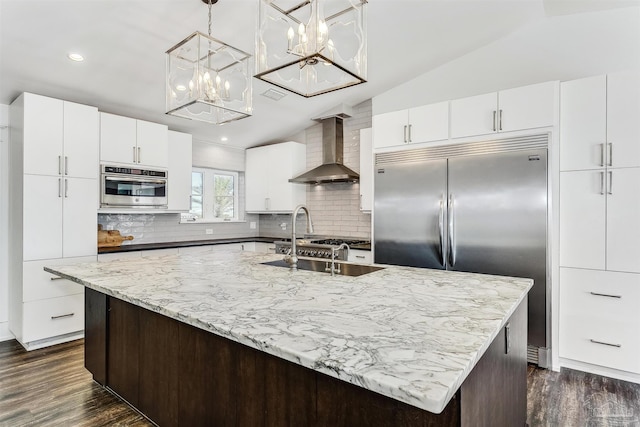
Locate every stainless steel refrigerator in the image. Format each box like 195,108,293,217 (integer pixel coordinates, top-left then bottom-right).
374,135,549,365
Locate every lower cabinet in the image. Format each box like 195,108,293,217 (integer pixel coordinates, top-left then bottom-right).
85,289,527,427
560,267,640,374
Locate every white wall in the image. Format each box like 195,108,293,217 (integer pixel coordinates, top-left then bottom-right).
0,103,12,341
373,7,640,114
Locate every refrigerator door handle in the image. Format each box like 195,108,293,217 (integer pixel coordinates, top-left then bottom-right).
438,196,445,267
448,194,456,267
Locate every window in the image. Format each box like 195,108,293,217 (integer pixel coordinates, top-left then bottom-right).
182,168,239,222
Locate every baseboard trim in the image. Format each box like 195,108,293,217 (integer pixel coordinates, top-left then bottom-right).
560,357,640,384
0,322,14,342
17,331,84,351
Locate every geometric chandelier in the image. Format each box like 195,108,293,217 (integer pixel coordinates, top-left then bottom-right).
166,0,252,124
255,0,367,98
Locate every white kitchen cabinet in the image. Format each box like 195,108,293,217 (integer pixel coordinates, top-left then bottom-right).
559,75,607,171
20,93,98,179
559,267,640,374
559,171,606,270
359,128,373,212
9,92,99,350
606,168,640,273
560,168,640,274
373,102,448,149
23,257,92,302
100,112,168,169
168,130,193,211
245,142,306,213
606,71,640,169
254,242,277,253
450,81,557,139
560,71,640,171
348,249,372,264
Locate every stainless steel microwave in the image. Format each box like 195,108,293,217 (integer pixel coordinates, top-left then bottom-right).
101,165,168,208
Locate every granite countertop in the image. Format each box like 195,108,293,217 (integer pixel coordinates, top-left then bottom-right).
45,251,531,414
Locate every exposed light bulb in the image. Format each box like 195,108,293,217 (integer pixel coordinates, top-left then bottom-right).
176,84,187,91
298,23,305,36
287,27,295,41
204,71,211,81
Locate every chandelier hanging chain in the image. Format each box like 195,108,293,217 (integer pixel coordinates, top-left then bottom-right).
207,0,213,37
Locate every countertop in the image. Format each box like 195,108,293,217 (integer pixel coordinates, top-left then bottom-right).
45,251,532,414
97,236,281,254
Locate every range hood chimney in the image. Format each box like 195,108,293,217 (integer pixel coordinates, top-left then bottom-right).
289,116,359,184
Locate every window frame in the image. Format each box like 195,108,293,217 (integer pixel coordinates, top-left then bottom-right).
181,167,239,223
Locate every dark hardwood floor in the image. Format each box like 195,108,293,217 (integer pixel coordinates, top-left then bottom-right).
1,339,639,426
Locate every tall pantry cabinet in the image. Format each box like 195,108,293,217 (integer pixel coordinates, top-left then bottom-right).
9,93,98,350
559,71,640,378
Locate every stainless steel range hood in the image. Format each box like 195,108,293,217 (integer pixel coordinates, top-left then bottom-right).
289,117,359,184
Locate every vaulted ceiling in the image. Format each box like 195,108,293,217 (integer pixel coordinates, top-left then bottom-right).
0,0,633,148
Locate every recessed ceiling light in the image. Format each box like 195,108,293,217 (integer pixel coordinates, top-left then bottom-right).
261,88,287,101
220,137,228,142
67,52,84,62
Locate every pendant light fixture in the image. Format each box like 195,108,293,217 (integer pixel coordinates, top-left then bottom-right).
255,0,367,98
166,0,252,124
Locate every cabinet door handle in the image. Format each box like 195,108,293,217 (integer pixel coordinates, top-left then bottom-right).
138,147,141,163
51,313,75,320
133,146,137,163
58,178,62,198
608,171,613,195
65,179,69,198
590,291,622,299
265,198,270,210
505,322,511,354
359,194,363,210
58,156,62,175
408,124,412,142
600,143,605,167
608,142,613,167
64,156,68,175
599,171,605,195
498,109,503,131
403,125,408,143
492,111,497,132
590,339,621,348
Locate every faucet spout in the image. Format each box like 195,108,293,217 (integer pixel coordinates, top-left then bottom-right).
285,204,314,271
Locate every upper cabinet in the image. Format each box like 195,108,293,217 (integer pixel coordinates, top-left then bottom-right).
167,130,193,212
373,101,448,149
450,81,558,139
100,112,168,169
20,93,98,179
560,71,640,171
245,142,306,213
359,128,373,212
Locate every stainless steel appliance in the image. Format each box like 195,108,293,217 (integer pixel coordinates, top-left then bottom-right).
275,238,370,260
374,134,550,366
101,165,168,208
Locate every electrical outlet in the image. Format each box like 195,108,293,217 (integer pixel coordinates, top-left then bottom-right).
205,229,213,235
280,222,287,230
250,221,257,230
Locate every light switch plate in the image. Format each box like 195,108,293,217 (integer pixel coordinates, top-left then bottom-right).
205,229,213,235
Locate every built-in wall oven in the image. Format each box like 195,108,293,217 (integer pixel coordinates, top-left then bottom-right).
101,165,168,208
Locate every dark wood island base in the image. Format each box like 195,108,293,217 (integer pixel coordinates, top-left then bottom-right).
84,288,527,427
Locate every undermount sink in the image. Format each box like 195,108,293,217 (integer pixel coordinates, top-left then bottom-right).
261,259,384,277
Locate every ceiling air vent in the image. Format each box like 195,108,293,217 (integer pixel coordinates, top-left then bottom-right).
261,88,287,101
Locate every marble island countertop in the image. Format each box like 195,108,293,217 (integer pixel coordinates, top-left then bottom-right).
45,251,532,414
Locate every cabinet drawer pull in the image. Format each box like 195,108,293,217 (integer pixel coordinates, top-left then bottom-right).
355,255,366,259
51,313,75,320
50,276,66,281
590,339,621,348
589,291,621,299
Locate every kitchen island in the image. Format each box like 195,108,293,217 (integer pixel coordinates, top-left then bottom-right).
46,251,531,426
